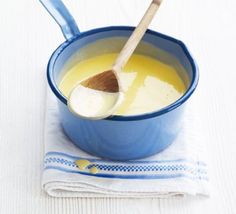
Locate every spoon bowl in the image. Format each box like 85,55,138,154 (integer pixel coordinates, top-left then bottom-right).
68,69,123,119
68,83,124,120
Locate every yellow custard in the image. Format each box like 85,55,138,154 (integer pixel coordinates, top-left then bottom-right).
75,159,91,170
59,53,187,116
75,159,99,174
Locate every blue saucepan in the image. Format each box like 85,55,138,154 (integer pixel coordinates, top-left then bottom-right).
40,0,199,160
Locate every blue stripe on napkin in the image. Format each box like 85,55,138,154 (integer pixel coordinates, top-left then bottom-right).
44,152,208,180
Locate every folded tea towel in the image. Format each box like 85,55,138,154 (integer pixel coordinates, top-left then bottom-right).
42,89,210,198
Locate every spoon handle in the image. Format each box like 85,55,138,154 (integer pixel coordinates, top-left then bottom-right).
113,0,162,72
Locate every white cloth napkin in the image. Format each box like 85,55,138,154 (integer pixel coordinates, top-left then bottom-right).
42,90,210,198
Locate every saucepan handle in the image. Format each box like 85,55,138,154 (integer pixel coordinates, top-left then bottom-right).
39,0,80,40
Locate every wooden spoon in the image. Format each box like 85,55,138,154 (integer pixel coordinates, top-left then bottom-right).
68,0,162,119
81,0,162,93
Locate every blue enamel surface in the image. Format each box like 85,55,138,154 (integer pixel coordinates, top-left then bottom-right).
46,27,199,160
39,0,80,40
59,100,185,160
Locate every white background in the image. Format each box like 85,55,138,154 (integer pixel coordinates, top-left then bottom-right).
0,0,236,213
